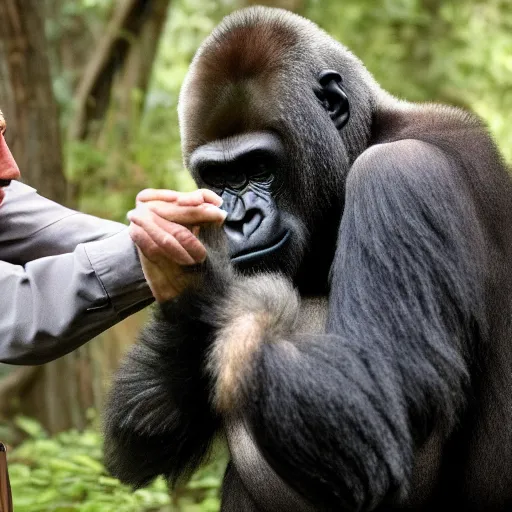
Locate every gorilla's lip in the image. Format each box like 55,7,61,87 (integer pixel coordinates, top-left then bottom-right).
230,231,291,264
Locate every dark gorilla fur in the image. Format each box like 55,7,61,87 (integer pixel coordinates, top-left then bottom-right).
104,7,512,512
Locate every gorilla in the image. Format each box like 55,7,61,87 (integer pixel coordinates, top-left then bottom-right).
103,7,512,511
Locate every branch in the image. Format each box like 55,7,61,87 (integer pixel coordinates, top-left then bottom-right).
68,0,152,141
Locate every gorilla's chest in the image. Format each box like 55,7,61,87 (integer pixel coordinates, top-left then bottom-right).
296,296,328,335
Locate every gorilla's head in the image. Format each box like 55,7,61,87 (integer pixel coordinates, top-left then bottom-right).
178,7,377,284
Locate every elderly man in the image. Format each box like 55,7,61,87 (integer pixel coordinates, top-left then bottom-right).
0,110,225,364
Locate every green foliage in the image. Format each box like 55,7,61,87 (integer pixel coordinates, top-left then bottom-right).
9,416,170,512
305,0,512,162
63,0,240,222
8,415,226,512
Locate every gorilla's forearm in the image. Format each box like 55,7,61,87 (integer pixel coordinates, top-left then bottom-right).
103,256,231,488
209,274,467,511
245,334,412,511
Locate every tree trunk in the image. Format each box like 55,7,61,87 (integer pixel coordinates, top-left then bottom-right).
0,43,16,146
69,0,170,142
0,0,68,203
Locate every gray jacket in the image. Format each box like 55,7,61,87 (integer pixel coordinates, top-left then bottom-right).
0,181,153,365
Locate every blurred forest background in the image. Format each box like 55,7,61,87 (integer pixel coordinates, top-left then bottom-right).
0,0,510,510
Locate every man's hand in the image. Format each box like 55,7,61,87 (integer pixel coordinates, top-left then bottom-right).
128,188,226,302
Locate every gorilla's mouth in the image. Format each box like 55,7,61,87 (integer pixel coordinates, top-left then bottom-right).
230,231,291,265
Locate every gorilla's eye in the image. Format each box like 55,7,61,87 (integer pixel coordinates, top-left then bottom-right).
245,152,275,181
252,161,269,177
200,165,248,190
225,171,247,189
200,166,226,189
195,147,279,191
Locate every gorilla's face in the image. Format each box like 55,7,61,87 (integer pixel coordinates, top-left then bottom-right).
179,14,357,279
187,81,349,277
188,131,306,276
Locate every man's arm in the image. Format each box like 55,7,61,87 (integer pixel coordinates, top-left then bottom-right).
0,181,153,364
0,181,130,262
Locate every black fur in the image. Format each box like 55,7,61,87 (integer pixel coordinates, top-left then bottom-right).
103,247,230,487
104,7,512,511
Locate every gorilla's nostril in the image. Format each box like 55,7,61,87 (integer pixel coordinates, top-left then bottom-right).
243,210,263,238
225,210,263,239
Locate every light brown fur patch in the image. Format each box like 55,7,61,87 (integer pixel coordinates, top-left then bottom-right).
208,274,300,412
198,10,298,86
211,312,271,412
207,274,329,413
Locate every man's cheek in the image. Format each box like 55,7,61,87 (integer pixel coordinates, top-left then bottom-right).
0,134,20,178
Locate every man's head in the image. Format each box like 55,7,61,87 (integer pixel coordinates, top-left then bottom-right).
0,110,21,206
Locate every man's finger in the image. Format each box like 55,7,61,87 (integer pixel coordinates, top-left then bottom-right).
136,189,180,203
129,211,207,264
135,200,226,226
198,189,223,206
129,215,197,265
136,189,179,203
175,189,223,207
136,188,223,207
174,189,209,206
129,224,162,263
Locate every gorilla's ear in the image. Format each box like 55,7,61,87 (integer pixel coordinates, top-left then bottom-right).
315,70,350,130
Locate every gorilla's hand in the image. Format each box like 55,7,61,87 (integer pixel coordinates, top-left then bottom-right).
128,188,226,302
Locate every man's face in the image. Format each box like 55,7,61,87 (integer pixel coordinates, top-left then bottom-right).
0,110,21,206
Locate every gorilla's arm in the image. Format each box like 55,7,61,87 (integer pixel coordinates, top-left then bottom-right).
103,253,230,488
211,139,485,510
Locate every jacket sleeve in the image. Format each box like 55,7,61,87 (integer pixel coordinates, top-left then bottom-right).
0,181,153,365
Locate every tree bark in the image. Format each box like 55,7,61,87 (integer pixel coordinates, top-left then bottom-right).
69,0,170,142
0,43,16,144
0,0,68,203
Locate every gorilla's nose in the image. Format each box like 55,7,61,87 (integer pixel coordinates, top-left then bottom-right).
222,191,246,222
222,190,265,240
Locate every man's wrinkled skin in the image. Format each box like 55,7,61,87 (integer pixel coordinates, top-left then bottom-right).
128,188,226,302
